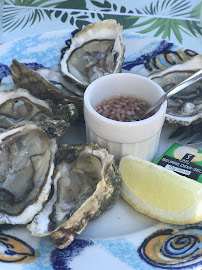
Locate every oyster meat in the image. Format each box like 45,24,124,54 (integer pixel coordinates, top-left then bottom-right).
10,19,126,99
0,125,122,244
28,144,122,249
0,88,72,138
60,19,125,94
0,124,57,225
149,55,202,125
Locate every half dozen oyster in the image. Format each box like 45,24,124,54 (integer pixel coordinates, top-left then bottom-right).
0,19,123,249
0,19,201,249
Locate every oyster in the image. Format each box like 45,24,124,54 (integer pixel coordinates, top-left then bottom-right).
0,88,71,138
60,19,125,94
0,124,57,225
10,59,83,115
28,144,122,249
149,55,202,125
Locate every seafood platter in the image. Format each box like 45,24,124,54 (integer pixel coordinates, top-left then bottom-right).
0,19,202,269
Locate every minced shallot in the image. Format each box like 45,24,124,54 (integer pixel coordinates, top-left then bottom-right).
95,95,152,122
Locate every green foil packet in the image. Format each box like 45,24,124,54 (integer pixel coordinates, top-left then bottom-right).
155,143,202,183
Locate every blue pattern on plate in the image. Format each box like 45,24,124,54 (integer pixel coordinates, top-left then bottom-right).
0,62,44,83
97,238,151,269
22,238,55,270
0,64,11,82
0,233,36,264
138,226,202,269
51,239,94,270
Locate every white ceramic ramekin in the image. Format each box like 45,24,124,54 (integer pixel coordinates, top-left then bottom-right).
84,73,167,163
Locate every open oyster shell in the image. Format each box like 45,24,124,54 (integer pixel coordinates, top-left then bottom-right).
60,19,125,94
0,124,57,225
28,144,122,249
0,88,72,138
10,59,83,115
149,55,202,125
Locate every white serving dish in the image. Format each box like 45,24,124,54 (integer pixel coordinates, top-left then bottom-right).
84,73,167,162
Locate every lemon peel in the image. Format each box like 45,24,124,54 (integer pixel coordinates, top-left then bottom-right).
119,156,202,225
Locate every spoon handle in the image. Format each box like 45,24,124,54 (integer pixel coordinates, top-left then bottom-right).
139,92,167,120
139,69,202,120
166,69,202,98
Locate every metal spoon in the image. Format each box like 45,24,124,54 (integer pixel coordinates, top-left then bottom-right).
139,69,202,120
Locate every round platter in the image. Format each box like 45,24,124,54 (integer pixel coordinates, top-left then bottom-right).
0,30,202,270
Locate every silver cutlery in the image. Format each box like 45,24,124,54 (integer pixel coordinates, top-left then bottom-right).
139,69,202,120
169,122,202,145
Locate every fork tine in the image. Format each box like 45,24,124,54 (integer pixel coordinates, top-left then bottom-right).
178,129,199,141
187,135,202,145
168,122,202,144
169,126,190,140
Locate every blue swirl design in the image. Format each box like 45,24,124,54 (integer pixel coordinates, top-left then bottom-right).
123,39,198,72
138,226,202,269
0,233,36,263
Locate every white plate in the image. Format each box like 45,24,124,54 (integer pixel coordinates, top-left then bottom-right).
0,30,202,270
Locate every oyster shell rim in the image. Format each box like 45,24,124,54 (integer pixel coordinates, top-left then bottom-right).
0,123,57,225
27,143,122,249
60,19,126,88
148,54,202,126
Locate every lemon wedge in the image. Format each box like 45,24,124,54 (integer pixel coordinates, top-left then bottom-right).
119,155,202,225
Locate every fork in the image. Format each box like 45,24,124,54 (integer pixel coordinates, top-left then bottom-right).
169,122,202,145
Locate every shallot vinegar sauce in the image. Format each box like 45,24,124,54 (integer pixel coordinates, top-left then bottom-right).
95,95,153,122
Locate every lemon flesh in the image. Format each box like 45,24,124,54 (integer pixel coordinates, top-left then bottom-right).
119,156,202,225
